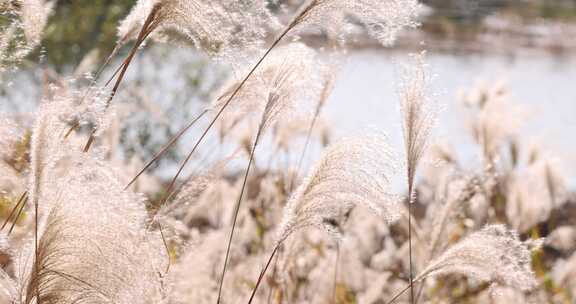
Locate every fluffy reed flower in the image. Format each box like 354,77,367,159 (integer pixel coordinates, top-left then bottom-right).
461,83,526,160
1,0,52,78
418,225,537,291
214,42,321,132
118,0,278,60
276,134,400,243
19,0,54,46
399,53,437,197
168,231,224,304
292,0,421,46
427,174,482,258
12,153,166,303
507,157,566,233
0,117,22,162
0,90,165,303
28,86,108,214
398,53,437,301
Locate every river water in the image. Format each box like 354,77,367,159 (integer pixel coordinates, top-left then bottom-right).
2,48,575,184
324,51,576,180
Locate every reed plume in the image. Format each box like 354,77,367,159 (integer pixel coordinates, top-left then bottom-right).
118,0,277,61
507,157,566,233
420,225,537,291
277,134,400,242
387,225,537,304
248,134,400,303
398,53,437,303
19,0,54,46
462,83,525,162
0,0,52,80
11,153,166,304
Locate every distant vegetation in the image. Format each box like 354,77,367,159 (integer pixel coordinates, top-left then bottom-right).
20,0,576,68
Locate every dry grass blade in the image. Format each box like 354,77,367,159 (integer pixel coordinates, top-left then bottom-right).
216,43,319,304
146,23,297,229
124,109,208,190
82,3,162,152
216,124,263,304
0,192,27,232
289,71,337,192
8,195,28,235
247,245,279,304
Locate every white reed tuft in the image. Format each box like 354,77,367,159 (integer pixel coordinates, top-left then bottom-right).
1,0,52,81
13,153,166,303
214,42,322,133
507,157,566,233
118,0,278,61
418,225,537,291
276,134,400,244
399,52,438,198
19,0,54,46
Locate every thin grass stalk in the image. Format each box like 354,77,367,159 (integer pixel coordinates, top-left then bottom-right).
289,105,320,193
386,274,426,304
141,25,293,208
8,195,28,235
332,242,340,304
0,192,27,231
405,110,418,304
414,281,425,304
83,6,160,152
158,222,171,276
289,74,334,193
216,122,265,303
124,109,209,190
265,252,280,304
407,187,414,304
34,186,39,302
247,244,280,304
133,2,321,199
63,45,126,142
63,122,78,140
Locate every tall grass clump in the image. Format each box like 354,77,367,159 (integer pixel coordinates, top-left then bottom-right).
247,134,401,302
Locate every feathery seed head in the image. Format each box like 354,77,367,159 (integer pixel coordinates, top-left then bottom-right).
276,134,400,244
214,43,322,133
119,0,278,61
15,153,166,304
19,0,54,46
399,53,438,197
420,225,537,291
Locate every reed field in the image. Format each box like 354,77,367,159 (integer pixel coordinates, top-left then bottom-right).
0,1,575,303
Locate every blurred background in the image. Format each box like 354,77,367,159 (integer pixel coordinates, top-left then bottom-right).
25,0,576,67
1,0,575,182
